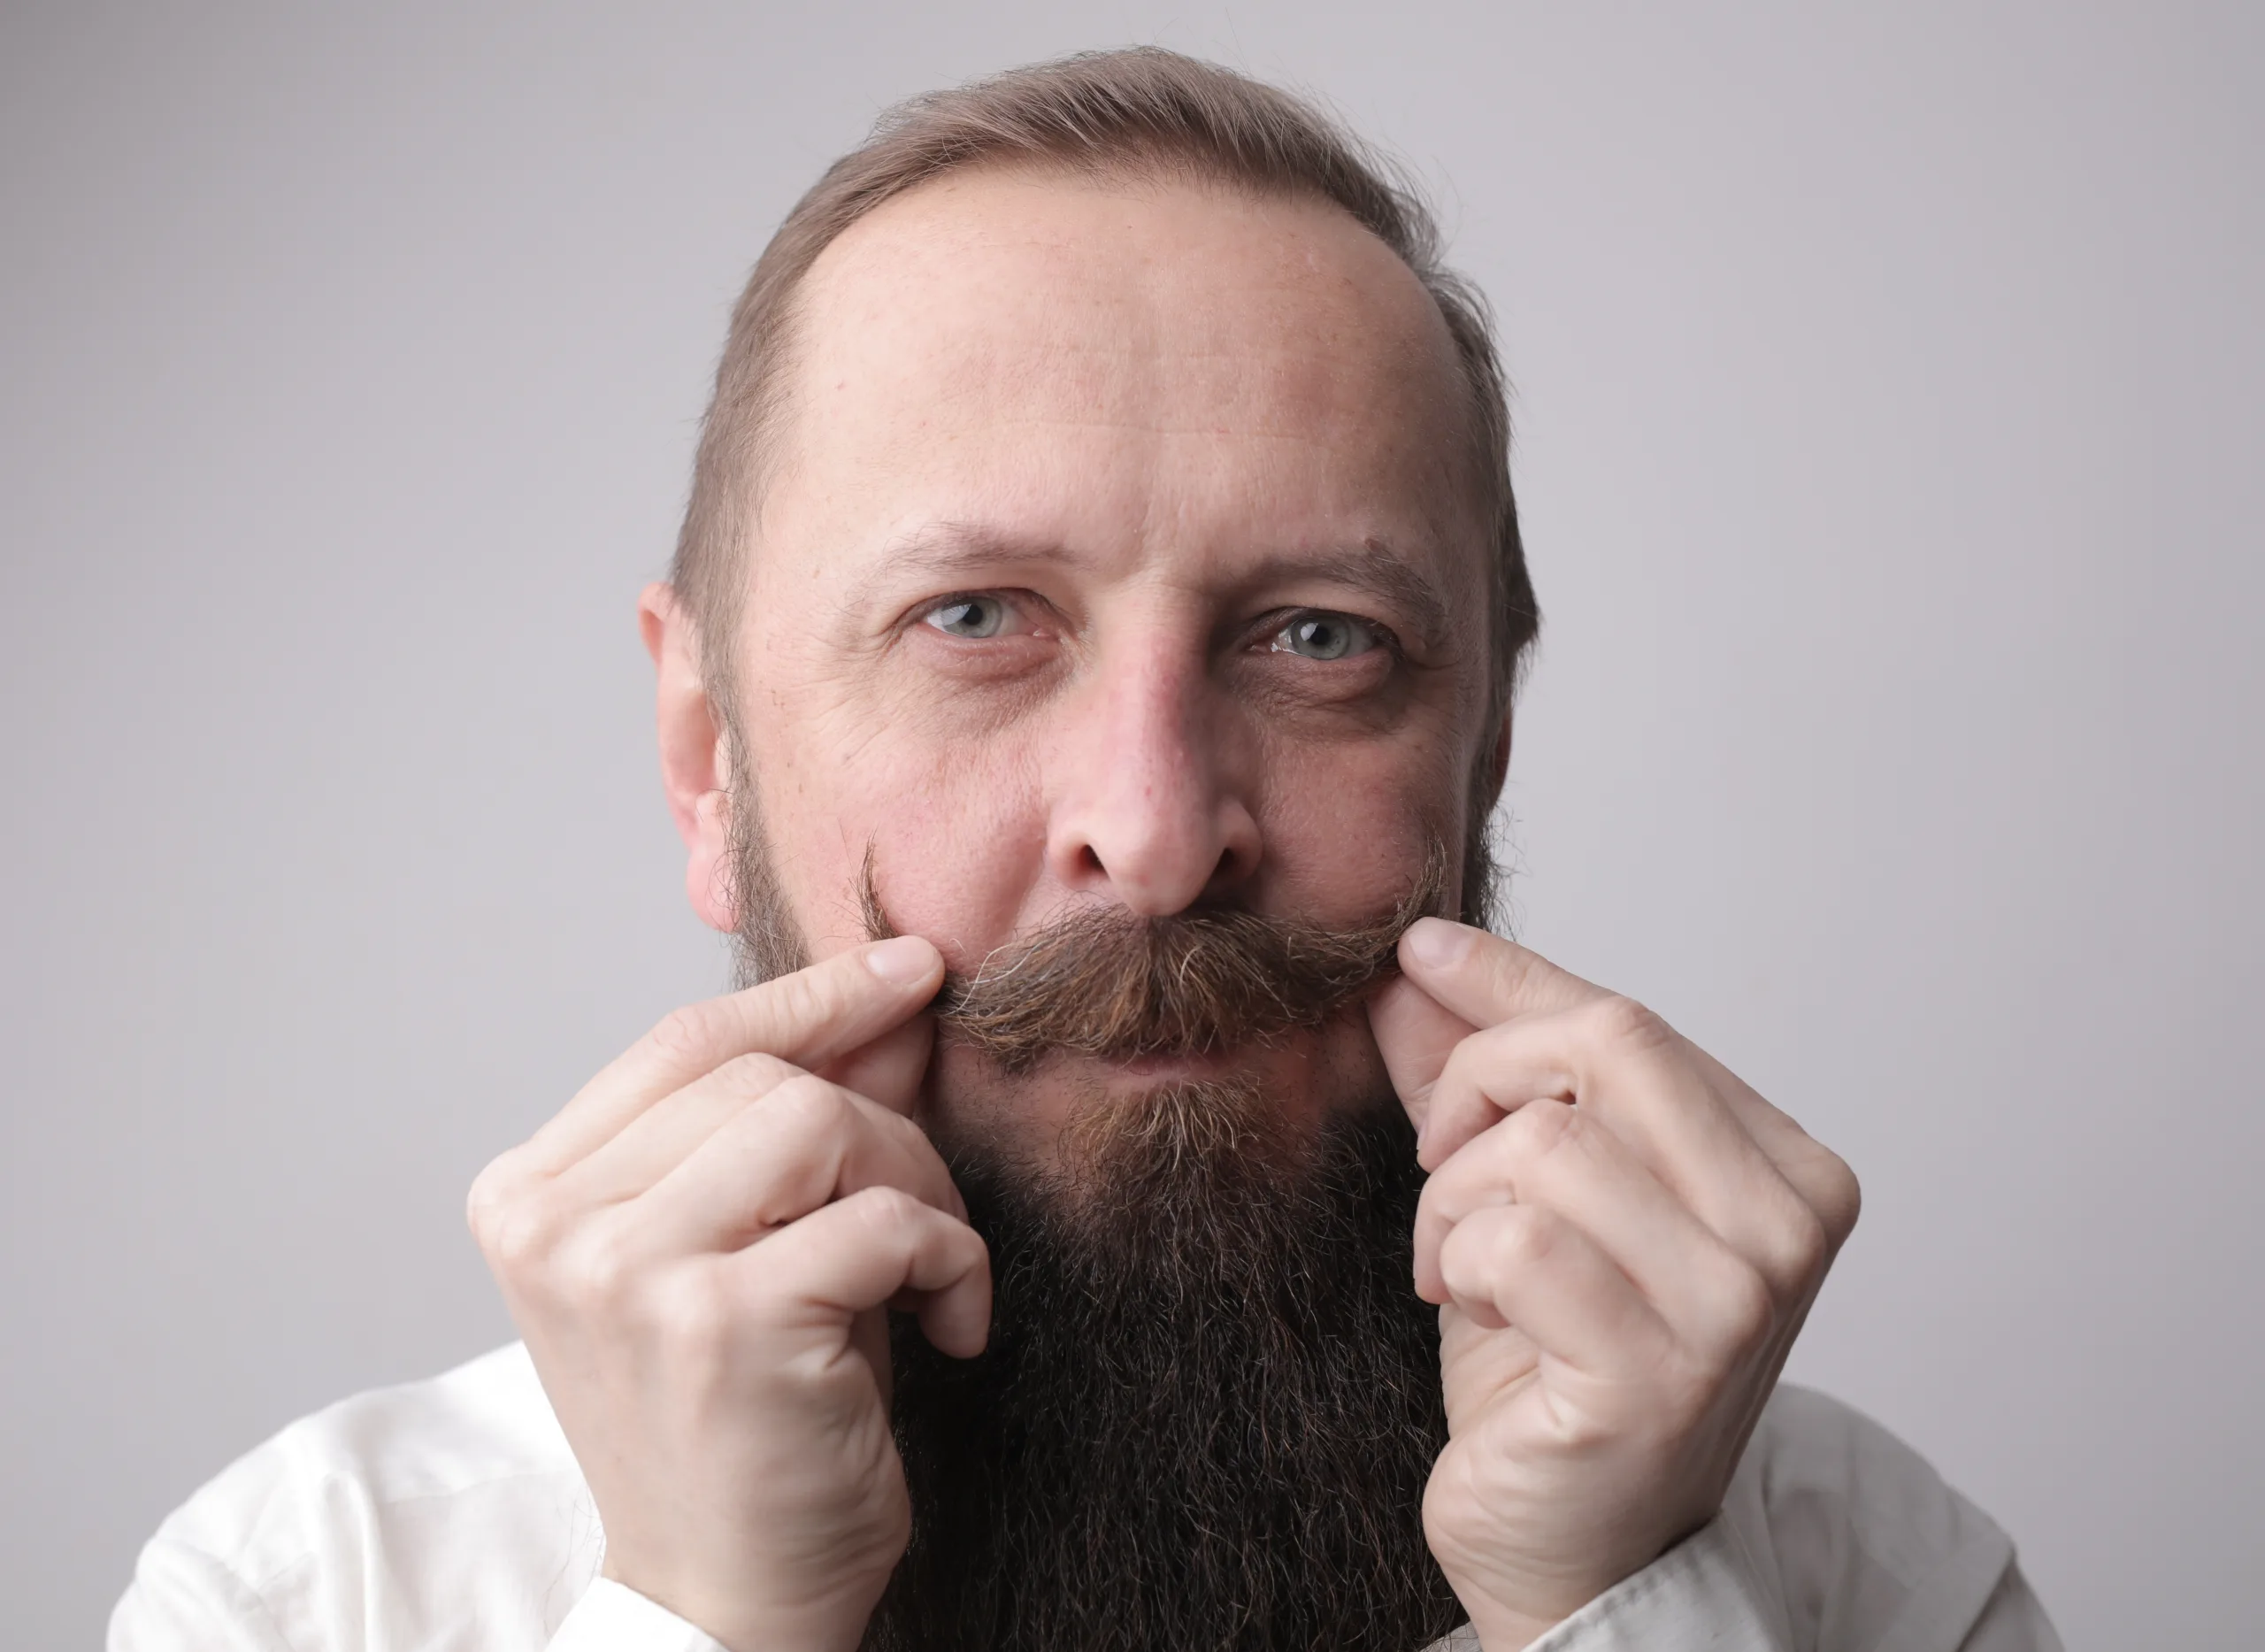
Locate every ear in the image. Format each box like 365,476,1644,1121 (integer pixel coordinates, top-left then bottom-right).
639,581,738,933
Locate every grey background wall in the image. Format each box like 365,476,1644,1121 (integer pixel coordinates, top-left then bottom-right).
4,1,2258,1642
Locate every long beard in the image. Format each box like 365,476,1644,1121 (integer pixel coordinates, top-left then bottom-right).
717,760,1482,1648
862,1086,1463,1652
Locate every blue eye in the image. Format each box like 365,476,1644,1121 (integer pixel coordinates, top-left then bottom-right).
925,596,1010,638
1273,612,1378,660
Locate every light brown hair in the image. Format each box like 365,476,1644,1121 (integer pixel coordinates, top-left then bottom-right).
676,48,1540,918
864,836,1450,1073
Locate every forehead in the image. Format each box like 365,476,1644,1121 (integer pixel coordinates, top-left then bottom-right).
766,166,1483,565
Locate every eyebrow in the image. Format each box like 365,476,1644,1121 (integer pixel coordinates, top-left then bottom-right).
841,522,1079,615
1233,542,1455,653
849,522,1456,650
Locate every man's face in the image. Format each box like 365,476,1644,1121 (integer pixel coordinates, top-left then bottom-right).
728,166,1497,1157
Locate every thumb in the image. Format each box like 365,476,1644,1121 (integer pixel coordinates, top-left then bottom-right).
1398,919,1606,1029
1367,976,1480,1136
818,1012,936,1116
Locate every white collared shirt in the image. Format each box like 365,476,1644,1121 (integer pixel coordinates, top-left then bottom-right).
108,1342,2062,1651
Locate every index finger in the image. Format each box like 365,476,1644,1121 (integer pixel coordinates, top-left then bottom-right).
1397,920,1608,1029
526,936,944,1174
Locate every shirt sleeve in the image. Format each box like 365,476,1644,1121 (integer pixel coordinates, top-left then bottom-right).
1948,1563,2062,1652
109,1537,296,1652
111,1543,730,1652
1502,1512,2062,1652
1524,1516,1799,1651
1469,1386,2066,1652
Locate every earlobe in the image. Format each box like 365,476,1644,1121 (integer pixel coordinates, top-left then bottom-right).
685,789,740,933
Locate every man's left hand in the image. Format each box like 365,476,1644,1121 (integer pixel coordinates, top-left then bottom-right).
1368,918,1862,1651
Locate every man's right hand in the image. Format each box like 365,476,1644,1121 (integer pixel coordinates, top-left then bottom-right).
467,935,988,1652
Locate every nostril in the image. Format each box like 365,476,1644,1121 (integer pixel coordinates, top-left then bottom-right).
1206,845,1247,893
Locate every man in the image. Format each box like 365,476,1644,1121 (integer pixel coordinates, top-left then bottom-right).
111,49,2062,1652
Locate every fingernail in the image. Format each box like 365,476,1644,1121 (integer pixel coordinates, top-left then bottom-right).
864,935,937,986
1404,917,1475,971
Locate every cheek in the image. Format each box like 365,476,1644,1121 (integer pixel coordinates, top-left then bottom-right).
1247,718,1472,902
748,701,1050,960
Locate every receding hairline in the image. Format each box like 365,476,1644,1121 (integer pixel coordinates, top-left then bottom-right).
672,47,1539,872
806,150,1454,306
760,155,1481,499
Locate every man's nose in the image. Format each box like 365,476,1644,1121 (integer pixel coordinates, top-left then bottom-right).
1044,642,1262,917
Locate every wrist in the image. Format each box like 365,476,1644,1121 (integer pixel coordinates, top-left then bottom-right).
1443,1521,1718,1650
1436,1558,1606,1652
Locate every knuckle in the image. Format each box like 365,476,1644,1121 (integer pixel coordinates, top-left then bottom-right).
848,1184,924,1233
1705,1259,1777,1356
766,1071,849,1130
710,1049,795,1095
1754,1201,1832,1295
649,999,726,1064
476,1189,561,1279
1482,944,1569,1022
464,1154,521,1245
563,1225,641,1310
871,1100,934,1155
1588,993,1672,1053
1817,1152,1863,1242
1501,1097,1582,1174
1486,1204,1561,1272
769,964,846,1035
